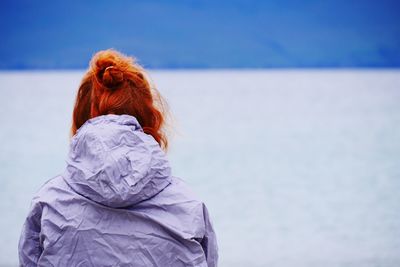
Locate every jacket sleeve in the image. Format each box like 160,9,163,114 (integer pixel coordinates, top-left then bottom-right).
200,203,218,267
18,197,43,267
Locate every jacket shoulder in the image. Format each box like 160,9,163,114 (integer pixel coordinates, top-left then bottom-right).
31,175,71,204
160,176,204,204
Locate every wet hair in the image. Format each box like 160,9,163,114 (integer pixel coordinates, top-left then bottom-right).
70,49,170,151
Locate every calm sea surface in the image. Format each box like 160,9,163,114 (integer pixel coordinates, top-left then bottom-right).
1,70,400,266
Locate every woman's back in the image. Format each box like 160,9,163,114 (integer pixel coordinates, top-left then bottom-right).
18,50,218,266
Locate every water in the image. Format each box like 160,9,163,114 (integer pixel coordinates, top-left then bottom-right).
1,69,400,266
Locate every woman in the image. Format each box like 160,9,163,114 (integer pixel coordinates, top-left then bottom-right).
18,49,218,266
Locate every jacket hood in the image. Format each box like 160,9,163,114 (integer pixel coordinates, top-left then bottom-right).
62,114,172,208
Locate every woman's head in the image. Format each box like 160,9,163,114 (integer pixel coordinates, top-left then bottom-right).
71,49,170,151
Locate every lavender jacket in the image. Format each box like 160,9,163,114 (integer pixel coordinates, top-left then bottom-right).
18,114,218,267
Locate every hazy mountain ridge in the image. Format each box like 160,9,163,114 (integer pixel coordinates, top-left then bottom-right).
1,0,399,69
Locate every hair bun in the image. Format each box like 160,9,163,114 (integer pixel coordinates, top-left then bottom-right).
102,66,124,89
91,50,128,90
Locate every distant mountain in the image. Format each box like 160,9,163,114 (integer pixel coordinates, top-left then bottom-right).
1,0,399,69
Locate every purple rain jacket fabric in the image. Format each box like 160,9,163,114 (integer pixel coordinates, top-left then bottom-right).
18,114,218,267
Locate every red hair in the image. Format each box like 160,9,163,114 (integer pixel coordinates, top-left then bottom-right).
71,49,170,151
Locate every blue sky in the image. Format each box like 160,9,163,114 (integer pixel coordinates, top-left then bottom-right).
1,0,399,69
